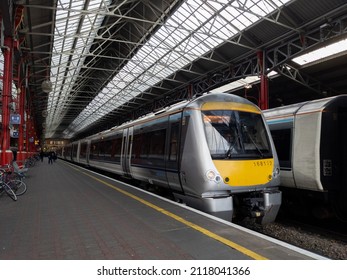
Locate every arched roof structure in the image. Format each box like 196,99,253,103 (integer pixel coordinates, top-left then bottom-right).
1,0,347,141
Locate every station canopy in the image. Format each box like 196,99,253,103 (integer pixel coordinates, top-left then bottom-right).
2,0,347,140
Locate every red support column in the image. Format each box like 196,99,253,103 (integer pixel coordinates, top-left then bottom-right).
1,37,14,165
25,113,36,157
260,74,269,110
257,51,269,110
17,81,26,162
25,111,30,154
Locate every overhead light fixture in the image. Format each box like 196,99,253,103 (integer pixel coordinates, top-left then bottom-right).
211,71,278,93
292,38,347,66
41,80,52,93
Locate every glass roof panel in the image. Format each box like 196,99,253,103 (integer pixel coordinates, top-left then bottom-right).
54,0,292,138
45,0,111,137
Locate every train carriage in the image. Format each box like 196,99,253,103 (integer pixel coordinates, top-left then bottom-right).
66,92,281,224
264,94,347,221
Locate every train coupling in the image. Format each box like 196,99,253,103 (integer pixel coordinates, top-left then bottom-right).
250,210,264,218
244,190,282,224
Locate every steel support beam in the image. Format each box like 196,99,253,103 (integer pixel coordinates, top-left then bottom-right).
276,63,338,96
258,51,269,110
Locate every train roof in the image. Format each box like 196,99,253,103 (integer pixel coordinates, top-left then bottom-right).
263,94,347,119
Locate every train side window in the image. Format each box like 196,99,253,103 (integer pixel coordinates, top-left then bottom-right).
90,141,99,160
132,131,149,163
80,142,87,159
148,129,166,161
111,137,122,163
132,129,166,167
270,128,292,169
99,140,106,159
72,144,78,158
102,139,113,161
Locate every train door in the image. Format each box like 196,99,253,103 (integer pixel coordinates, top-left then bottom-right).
267,118,296,188
165,113,184,193
121,127,133,177
86,140,91,165
76,141,81,162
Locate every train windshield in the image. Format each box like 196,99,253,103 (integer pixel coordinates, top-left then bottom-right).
202,110,272,159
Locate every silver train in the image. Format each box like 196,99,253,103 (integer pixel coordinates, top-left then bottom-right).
62,93,281,224
264,95,347,221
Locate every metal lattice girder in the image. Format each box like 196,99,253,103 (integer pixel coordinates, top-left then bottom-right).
176,13,347,97
107,13,347,129
266,15,347,72
276,63,338,96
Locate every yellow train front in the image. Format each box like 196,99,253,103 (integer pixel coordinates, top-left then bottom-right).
64,92,281,224
174,93,281,224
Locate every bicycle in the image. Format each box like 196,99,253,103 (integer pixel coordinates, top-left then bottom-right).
0,171,17,201
0,165,27,196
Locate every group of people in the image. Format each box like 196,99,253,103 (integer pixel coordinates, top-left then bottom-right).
39,150,57,164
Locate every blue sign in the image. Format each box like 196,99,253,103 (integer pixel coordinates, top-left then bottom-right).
10,114,21,125
10,130,19,138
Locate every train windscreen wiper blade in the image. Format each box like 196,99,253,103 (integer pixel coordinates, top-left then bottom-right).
241,124,264,158
225,138,237,158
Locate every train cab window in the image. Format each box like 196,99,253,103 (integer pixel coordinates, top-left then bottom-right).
202,110,272,159
270,128,292,169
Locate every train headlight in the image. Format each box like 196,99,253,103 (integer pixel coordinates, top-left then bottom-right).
206,170,216,180
206,170,221,183
273,167,280,178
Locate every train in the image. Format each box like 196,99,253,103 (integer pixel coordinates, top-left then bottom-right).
264,94,347,221
61,92,282,224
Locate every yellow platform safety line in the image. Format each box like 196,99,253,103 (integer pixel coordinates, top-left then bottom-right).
70,164,268,260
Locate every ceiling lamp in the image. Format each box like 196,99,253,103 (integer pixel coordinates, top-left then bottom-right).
41,79,52,93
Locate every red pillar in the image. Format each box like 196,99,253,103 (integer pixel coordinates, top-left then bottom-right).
257,51,269,110
26,114,35,157
17,81,26,161
25,111,30,154
1,37,14,165
260,74,269,110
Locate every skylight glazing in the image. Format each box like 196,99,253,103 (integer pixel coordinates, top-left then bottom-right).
292,38,347,66
47,0,291,138
45,0,111,138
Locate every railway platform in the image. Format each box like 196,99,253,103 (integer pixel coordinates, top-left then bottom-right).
0,159,327,260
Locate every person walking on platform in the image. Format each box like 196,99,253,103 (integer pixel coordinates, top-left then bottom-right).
40,150,44,162
48,151,54,164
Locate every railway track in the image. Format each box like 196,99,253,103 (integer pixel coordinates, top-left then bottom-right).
237,214,347,260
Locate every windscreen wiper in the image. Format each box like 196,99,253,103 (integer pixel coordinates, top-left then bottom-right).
225,138,237,158
241,124,264,158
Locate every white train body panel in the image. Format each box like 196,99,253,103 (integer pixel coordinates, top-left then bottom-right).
293,111,323,191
